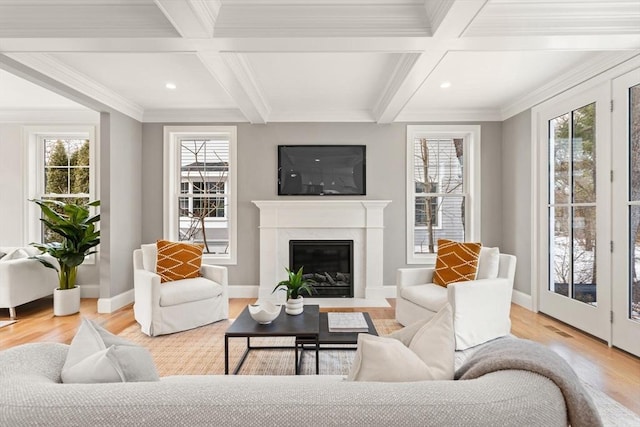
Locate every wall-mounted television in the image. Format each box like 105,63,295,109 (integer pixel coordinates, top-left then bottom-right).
278,145,366,196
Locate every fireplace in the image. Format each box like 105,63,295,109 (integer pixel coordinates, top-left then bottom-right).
252,200,390,302
290,240,353,298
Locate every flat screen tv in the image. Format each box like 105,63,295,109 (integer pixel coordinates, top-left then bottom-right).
278,145,366,196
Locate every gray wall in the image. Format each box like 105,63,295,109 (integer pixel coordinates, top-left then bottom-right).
501,110,532,295
99,111,142,298
142,121,503,288
0,124,26,245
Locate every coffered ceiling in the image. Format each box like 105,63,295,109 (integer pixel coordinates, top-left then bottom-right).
0,0,638,124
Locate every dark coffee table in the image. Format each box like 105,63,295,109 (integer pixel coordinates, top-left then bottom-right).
295,312,378,374
224,304,320,375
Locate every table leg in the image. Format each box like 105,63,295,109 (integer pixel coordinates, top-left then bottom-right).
224,335,229,375
295,340,300,375
315,335,319,375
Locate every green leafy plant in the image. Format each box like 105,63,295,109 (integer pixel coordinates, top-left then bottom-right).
272,266,315,300
30,199,100,290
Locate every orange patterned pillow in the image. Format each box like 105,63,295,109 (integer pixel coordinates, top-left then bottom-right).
156,240,203,283
433,239,482,287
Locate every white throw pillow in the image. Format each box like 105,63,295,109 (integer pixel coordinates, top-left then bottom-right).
476,246,500,280
348,304,455,382
61,318,159,384
347,334,435,382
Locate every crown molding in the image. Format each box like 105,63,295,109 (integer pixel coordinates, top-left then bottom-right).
142,108,247,123
500,51,640,120
0,109,99,124
5,53,144,121
396,108,502,122
373,52,422,121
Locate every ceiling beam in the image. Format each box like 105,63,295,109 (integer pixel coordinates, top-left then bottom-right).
0,33,638,54
197,51,270,124
374,0,487,123
2,53,144,121
154,0,220,38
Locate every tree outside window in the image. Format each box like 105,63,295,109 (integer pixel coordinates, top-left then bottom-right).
412,137,465,254
548,103,597,305
42,138,90,243
178,139,229,255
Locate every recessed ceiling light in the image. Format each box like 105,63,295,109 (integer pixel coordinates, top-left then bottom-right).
165,82,177,90
440,81,451,89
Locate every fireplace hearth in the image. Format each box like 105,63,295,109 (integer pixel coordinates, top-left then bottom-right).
290,240,353,298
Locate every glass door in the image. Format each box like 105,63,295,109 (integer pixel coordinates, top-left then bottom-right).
538,84,611,341
611,68,640,357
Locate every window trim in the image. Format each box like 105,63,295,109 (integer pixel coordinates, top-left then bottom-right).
24,125,97,261
406,125,481,265
163,126,238,265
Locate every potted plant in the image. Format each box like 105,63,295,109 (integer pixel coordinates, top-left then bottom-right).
30,199,100,316
272,266,314,315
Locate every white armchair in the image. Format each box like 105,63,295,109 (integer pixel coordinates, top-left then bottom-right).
396,253,516,350
133,244,229,336
0,247,59,318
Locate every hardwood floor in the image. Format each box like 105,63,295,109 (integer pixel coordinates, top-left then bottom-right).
1,297,639,415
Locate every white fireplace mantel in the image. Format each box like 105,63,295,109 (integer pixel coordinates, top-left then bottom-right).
252,200,391,301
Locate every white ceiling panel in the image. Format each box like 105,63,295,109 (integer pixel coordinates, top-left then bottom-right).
247,53,401,113
0,69,86,109
48,53,237,110
466,0,640,37
404,50,596,112
0,1,178,38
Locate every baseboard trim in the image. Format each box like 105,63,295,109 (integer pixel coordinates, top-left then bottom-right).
78,284,99,298
512,289,533,311
97,289,134,313
228,285,259,298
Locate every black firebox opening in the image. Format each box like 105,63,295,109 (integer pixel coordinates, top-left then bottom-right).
289,240,354,298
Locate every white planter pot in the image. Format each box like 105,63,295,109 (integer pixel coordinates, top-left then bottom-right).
285,296,304,315
54,287,81,316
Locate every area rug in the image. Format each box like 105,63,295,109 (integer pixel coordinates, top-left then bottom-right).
119,319,640,426
0,320,16,329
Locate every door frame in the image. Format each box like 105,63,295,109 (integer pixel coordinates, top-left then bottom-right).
611,67,640,356
533,82,612,343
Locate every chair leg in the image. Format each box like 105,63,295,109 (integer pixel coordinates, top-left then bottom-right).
9,307,16,319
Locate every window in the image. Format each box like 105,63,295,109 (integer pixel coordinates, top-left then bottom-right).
25,126,96,245
164,126,237,264
406,125,480,264
548,103,597,304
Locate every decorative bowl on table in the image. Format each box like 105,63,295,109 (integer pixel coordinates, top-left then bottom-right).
248,302,282,324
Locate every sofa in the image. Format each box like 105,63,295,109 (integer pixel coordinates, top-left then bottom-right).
0,247,59,318
0,342,570,426
133,244,229,336
396,253,517,350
